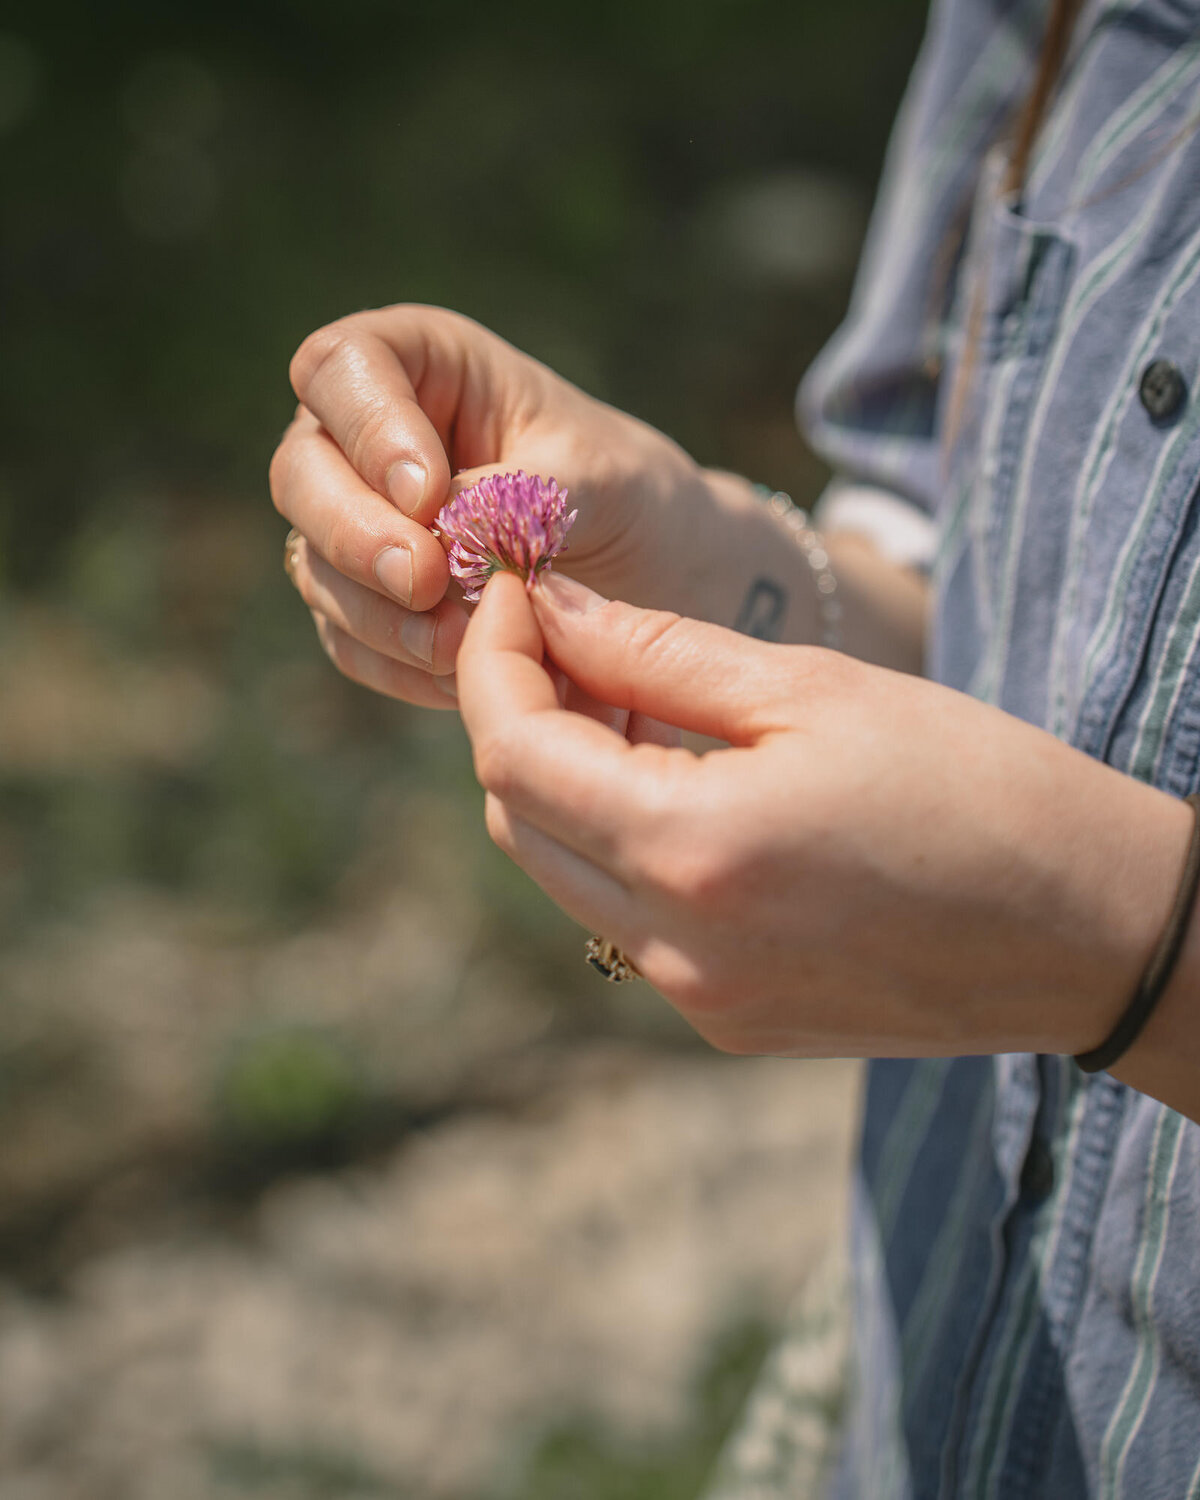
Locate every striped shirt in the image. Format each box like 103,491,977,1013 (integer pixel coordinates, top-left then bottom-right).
713,0,1200,1494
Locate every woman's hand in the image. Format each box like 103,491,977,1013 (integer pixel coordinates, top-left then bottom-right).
457,569,1192,1064
269,304,705,708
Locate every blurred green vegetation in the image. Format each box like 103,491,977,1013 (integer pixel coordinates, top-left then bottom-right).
0,0,927,937
503,1316,775,1500
215,1025,367,1155
0,0,928,932
2,0,927,571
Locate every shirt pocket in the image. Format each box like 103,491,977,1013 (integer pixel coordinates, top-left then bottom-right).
934,176,1076,697
974,196,1075,588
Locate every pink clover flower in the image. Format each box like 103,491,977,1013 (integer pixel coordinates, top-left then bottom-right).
435,470,577,603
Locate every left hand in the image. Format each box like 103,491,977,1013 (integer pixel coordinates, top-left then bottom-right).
271,304,715,710
456,570,1190,1060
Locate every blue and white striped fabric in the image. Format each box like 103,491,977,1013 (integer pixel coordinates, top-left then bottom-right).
734,0,1200,1494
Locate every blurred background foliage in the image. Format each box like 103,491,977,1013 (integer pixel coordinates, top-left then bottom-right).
0,0,928,933
0,1,924,1495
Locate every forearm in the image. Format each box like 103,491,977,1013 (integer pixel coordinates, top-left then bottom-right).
639,467,929,673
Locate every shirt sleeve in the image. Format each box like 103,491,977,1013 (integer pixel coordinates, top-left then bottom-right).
798,0,1042,519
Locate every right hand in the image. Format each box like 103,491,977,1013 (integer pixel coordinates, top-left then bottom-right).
270,304,704,709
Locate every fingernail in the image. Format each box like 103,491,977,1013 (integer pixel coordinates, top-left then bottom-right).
435,672,458,701
536,570,608,614
374,545,413,606
386,460,427,515
400,610,436,667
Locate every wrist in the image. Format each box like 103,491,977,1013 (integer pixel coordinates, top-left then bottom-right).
660,468,839,642
1108,793,1200,1121
686,469,825,640
633,468,932,674
989,757,1192,1069
864,696,1192,1063
585,459,793,628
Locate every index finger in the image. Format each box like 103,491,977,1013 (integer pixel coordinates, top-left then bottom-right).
271,410,451,611
289,307,455,526
457,573,669,870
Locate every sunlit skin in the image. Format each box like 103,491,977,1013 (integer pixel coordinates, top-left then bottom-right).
271,301,1200,1124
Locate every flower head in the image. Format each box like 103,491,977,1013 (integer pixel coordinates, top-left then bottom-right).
435,470,577,602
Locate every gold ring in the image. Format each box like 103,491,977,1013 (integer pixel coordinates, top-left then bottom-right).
283,527,302,582
585,936,640,983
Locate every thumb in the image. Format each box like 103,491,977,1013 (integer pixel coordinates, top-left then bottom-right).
532,571,798,745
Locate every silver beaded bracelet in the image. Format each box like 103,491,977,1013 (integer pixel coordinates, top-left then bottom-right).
758,488,843,651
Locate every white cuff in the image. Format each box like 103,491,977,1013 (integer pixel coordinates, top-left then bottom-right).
815,482,938,572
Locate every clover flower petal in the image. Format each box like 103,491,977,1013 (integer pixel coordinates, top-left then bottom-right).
435,470,577,602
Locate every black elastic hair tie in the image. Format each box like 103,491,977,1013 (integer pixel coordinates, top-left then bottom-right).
1074,792,1200,1074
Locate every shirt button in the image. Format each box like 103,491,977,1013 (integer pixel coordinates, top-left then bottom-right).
1020,1136,1055,1203
1139,359,1188,423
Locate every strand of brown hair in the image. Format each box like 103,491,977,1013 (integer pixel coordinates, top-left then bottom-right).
1006,0,1087,195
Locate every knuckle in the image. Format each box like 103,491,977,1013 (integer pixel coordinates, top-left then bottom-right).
428,605,466,673
343,399,395,482
288,320,360,399
622,757,733,913
797,641,863,699
652,841,735,915
483,793,514,855
292,565,317,611
319,516,365,579
640,813,748,918
316,616,358,682
472,732,517,799
288,321,400,488
626,607,687,666
314,614,338,663
657,959,725,1019
267,439,293,514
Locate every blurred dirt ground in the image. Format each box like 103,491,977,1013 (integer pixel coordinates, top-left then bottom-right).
0,565,861,1500
0,1047,858,1500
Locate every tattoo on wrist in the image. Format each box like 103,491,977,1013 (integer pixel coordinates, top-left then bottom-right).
734,577,788,641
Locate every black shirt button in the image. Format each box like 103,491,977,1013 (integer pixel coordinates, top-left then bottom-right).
1139,359,1188,423
1021,1136,1056,1203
